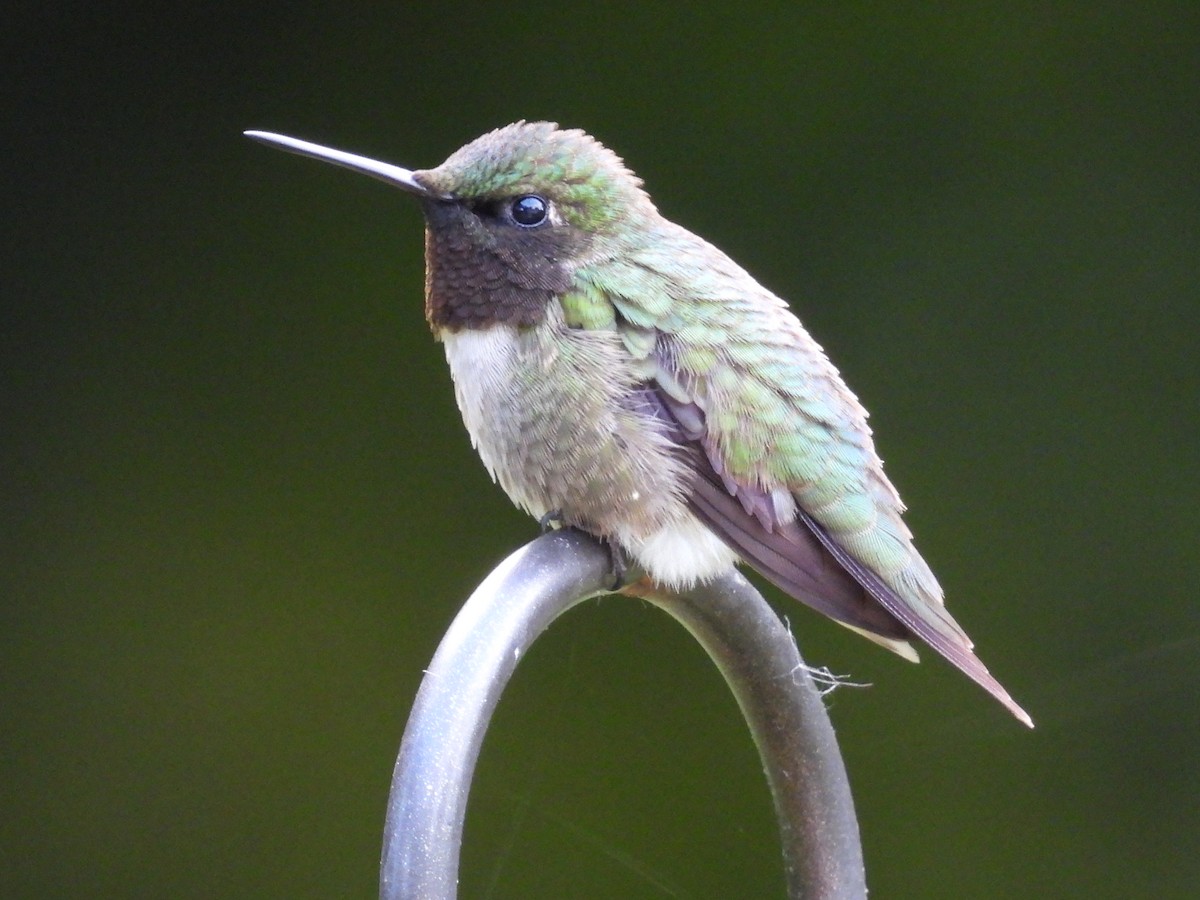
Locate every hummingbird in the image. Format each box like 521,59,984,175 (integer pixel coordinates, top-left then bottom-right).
245,122,1032,727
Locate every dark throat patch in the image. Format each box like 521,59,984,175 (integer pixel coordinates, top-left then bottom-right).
422,199,582,331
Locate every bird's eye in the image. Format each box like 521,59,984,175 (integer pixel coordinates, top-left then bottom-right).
509,195,548,227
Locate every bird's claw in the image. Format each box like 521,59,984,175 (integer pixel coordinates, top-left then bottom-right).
538,509,565,534
538,513,629,590
602,537,631,591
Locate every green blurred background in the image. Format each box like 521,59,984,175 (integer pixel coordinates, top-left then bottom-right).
4,3,1197,897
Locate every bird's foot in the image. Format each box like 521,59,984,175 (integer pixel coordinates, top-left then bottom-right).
538,512,630,591
538,509,565,534
600,536,632,591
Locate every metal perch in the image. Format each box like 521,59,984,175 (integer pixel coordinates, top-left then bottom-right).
379,528,866,899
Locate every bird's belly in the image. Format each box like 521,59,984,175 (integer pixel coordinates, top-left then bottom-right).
439,322,715,565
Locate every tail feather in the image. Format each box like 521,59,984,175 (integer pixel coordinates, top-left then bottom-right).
801,512,1034,728
644,380,1033,726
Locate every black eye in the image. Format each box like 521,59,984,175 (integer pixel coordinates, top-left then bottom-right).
510,195,548,227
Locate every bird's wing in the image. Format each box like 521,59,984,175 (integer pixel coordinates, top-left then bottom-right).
634,382,912,641
576,228,1031,725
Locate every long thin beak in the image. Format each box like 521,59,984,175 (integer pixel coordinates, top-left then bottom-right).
244,131,447,199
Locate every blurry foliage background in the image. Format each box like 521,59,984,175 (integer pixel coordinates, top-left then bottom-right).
3,3,1198,897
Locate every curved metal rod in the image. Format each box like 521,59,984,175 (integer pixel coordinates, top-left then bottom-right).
380,529,865,899
630,575,866,898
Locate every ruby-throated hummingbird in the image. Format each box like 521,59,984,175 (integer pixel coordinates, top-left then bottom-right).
246,122,1031,726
